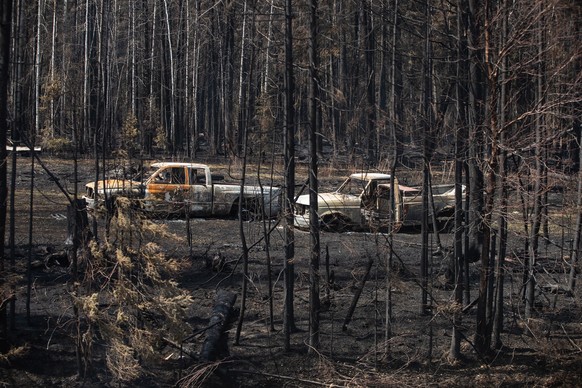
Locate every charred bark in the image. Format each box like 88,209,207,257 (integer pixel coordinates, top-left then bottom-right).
342,258,374,331
0,0,11,353
201,290,237,362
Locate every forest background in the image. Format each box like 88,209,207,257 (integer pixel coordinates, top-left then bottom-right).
0,0,581,386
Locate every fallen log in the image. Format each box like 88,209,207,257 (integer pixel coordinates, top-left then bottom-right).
200,290,237,362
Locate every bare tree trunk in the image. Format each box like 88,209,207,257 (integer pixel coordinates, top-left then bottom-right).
234,4,257,346
48,0,57,138
450,119,465,359
283,0,296,352
9,0,23,334
85,0,99,241
35,0,43,140
427,171,443,251
308,0,320,353
467,0,485,269
475,0,499,354
222,2,235,157
449,10,468,352
260,152,276,332
386,0,399,350
363,0,376,164
162,0,176,153
262,0,275,95
493,2,509,349
343,258,374,331
191,0,200,158
26,154,34,323
236,0,248,155
525,4,546,318
129,0,136,118
568,121,582,291
420,0,432,316
184,0,191,156
0,0,12,352
234,139,249,346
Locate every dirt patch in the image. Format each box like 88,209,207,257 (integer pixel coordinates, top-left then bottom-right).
2,156,582,387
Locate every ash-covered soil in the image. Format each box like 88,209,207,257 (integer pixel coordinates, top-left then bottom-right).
2,156,582,387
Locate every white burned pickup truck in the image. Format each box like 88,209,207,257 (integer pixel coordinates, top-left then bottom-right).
84,162,281,219
293,172,462,232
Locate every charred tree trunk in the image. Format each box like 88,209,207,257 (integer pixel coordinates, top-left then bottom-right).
283,0,296,352
386,0,400,347
0,0,12,352
363,0,376,164
450,127,465,360
568,120,582,291
201,290,237,362
525,4,546,318
308,0,321,353
420,0,432,316
343,258,374,331
493,3,509,349
475,0,499,354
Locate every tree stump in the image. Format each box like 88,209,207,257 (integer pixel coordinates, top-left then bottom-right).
66,199,91,247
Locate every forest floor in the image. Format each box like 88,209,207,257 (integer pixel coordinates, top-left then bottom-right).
1,155,582,387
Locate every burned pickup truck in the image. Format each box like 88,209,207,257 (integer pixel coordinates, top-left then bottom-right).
84,162,281,219
293,172,462,232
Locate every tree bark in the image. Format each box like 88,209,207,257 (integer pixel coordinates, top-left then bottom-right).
493,1,509,349
420,0,432,316
201,290,237,362
450,125,464,360
0,0,12,353
308,0,321,353
568,120,582,291
283,0,296,352
386,0,399,349
342,258,374,331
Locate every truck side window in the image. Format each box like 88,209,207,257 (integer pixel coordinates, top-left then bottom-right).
155,169,171,183
171,167,186,184
189,168,206,185
197,171,206,184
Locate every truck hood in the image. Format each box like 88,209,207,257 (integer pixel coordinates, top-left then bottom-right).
295,192,360,209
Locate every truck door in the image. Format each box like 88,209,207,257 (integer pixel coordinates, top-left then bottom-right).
186,167,213,216
145,166,190,213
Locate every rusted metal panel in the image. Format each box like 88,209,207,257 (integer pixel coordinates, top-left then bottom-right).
84,162,281,219
294,172,461,232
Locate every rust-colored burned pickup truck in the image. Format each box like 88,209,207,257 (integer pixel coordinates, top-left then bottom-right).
84,162,281,218
293,172,463,232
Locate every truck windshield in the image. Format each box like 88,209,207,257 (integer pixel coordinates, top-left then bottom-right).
337,178,368,196
337,177,394,197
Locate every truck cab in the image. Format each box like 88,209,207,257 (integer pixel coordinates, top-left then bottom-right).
294,173,402,232
142,163,213,215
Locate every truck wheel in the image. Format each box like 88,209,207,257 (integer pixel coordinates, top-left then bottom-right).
321,214,350,232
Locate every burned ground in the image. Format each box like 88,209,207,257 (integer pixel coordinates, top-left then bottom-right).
1,156,582,387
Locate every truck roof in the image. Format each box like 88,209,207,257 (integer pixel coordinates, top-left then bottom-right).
349,172,392,181
150,162,208,169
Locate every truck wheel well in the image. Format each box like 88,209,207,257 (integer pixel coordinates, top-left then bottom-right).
321,213,351,232
230,197,262,221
